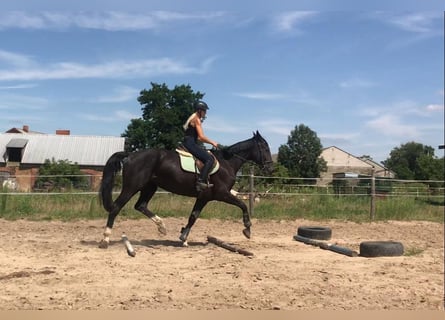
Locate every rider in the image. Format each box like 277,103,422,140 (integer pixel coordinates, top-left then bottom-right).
183,100,219,192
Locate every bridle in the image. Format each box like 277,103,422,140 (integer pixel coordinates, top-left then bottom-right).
229,137,272,171
256,140,273,171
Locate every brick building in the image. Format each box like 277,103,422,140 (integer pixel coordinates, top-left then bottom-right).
0,125,125,191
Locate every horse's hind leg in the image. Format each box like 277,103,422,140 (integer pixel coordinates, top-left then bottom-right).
179,198,208,246
99,191,134,249
134,183,167,235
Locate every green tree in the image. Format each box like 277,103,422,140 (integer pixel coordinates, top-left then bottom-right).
277,124,327,182
359,155,373,161
383,142,437,180
235,161,289,193
122,82,204,151
34,158,89,191
416,154,444,182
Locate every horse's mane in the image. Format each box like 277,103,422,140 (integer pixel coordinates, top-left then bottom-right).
213,137,254,161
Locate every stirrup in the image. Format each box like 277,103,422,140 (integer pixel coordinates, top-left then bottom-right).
196,181,213,192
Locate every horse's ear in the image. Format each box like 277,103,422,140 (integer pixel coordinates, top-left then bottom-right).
253,131,256,137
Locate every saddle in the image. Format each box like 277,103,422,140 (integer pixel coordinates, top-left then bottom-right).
175,147,220,175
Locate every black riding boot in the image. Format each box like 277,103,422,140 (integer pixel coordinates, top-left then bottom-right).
196,160,214,191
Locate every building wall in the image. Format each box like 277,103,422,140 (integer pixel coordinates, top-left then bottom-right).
0,165,102,192
319,165,375,186
81,168,103,191
1,128,124,192
318,146,374,186
321,146,372,167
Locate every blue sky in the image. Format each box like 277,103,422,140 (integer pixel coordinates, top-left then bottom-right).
0,1,443,163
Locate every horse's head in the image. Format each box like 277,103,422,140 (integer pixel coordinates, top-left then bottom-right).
252,131,274,175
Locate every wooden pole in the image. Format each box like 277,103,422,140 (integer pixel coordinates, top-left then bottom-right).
294,235,358,257
370,168,376,220
249,166,254,217
207,236,254,257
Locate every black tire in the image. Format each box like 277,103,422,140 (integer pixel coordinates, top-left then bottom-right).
297,226,332,240
359,241,404,257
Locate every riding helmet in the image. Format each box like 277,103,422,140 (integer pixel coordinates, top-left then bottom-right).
194,100,209,111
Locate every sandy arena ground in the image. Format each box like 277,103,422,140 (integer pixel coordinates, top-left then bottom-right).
0,217,443,310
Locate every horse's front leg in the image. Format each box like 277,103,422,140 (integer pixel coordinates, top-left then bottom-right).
218,192,251,239
180,198,208,247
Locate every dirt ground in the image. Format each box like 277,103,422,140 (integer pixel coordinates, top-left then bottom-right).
0,217,443,310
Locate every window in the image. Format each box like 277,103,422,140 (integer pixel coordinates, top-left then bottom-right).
6,138,28,163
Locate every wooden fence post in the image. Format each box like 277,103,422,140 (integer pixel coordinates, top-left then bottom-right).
370,168,376,220
249,166,254,216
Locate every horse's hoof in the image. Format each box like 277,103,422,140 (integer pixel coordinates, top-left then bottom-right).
152,216,167,235
98,240,109,249
242,228,251,239
179,227,190,242
158,224,167,236
182,241,189,247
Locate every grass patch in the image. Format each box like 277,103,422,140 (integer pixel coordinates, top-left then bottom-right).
0,192,443,223
404,247,425,256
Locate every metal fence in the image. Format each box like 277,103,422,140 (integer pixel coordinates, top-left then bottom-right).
231,173,444,219
1,173,444,220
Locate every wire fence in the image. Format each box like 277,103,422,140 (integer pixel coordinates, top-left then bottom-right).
232,174,444,219
234,175,445,197
1,173,444,197
0,174,445,220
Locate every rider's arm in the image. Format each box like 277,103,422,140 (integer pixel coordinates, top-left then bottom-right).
194,117,218,148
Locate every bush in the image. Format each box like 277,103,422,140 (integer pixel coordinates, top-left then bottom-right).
34,158,89,191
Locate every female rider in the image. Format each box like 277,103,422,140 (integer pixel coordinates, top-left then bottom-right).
182,100,219,191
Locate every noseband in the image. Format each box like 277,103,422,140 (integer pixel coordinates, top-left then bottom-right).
231,138,272,171
256,141,273,171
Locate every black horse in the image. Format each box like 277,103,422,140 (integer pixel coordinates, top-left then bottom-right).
98,130,273,247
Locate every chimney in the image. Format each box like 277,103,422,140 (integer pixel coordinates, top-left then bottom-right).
56,129,70,135
23,125,29,132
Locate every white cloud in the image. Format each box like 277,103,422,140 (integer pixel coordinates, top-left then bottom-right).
0,11,226,31
319,133,359,145
359,99,443,148
425,104,444,113
359,100,440,118
0,83,37,90
204,116,240,134
387,12,442,33
94,86,139,103
272,11,318,33
234,92,290,100
81,109,139,122
257,119,294,136
0,93,48,109
402,102,444,117
366,114,419,138
370,12,443,50
114,110,139,120
0,50,34,67
234,90,320,106
0,11,46,29
0,56,216,81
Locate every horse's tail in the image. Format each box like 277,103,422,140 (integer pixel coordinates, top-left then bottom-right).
99,151,129,212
